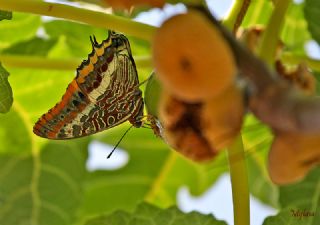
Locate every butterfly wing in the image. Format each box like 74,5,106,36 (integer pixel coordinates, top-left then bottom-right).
33,32,144,139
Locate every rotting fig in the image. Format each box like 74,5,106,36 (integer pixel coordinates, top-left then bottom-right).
153,10,236,102
159,91,217,161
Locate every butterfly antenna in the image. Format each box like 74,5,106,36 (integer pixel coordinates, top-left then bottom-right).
90,36,95,48
93,35,99,45
107,125,134,159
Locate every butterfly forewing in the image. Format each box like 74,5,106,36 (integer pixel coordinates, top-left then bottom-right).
33,31,144,139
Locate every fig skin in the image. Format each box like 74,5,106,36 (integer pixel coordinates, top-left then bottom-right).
268,131,320,185
202,84,244,150
153,10,236,102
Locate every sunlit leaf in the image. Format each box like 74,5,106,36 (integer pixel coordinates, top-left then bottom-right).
0,13,41,48
282,3,311,54
0,139,88,225
2,37,58,56
85,202,228,225
242,115,278,207
242,0,273,27
77,126,229,220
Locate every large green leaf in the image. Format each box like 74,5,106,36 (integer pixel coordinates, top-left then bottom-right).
0,139,88,225
263,167,320,225
242,115,278,208
77,126,229,221
85,202,228,225
43,19,151,59
0,63,13,113
2,37,58,56
304,0,320,46
0,13,41,48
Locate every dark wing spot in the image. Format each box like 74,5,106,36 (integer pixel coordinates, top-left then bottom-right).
78,91,86,100
72,100,80,107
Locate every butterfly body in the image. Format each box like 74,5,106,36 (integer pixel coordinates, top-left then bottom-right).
33,31,144,139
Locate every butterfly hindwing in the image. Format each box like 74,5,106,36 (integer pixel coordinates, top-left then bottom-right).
33,31,144,139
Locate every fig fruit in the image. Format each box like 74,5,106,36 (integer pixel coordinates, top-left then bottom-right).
153,10,236,102
159,91,217,161
202,84,244,150
268,131,320,185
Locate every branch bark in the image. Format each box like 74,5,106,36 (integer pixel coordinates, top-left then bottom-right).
203,7,320,134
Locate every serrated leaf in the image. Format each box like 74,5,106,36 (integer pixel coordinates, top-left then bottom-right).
0,63,13,113
304,0,320,46
85,202,227,225
263,167,320,225
0,13,41,48
0,139,88,225
0,10,12,21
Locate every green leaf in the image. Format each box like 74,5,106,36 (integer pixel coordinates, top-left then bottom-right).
85,202,228,225
78,126,229,220
0,109,31,154
0,139,88,225
242,115,278,207
144,73,162,117
0,10,12,21
281,3,311,54
44,20,108,57
304,0,320,46
242,0,273,27
2,37,58,56
263,167,320,225
0,63,13,113
0,13,41,49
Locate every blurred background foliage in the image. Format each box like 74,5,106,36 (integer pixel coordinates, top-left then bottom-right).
0,0,319,225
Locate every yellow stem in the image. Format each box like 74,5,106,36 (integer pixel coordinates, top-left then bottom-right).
0,54,152,70
0,0,156,42
228,135,250,225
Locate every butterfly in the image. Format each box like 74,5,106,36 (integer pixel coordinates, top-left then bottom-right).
33,31,144,139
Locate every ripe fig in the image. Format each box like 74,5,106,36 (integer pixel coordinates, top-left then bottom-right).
202,84,244,150
153,10,236,102
268,131,320,185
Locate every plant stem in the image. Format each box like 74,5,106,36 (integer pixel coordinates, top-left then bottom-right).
228,135,250,225
258,0,291,65
223,0,251,32
0,0,156,42
280,52,320,71
0,54,152,70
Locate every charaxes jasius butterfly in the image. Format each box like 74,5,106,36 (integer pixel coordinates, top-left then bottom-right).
33,31,145,139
